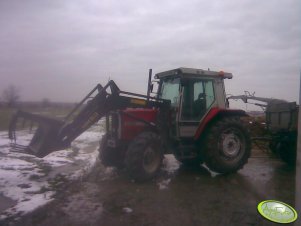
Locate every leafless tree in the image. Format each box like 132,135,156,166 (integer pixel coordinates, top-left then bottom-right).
2,85,20,107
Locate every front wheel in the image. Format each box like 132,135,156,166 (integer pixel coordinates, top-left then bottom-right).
203,117,251,173
125,132,164,182
99,134,125,169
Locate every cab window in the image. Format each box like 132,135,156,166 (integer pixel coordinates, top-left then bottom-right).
159,78,180,106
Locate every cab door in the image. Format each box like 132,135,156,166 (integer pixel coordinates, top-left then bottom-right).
178,78,215,137
159,77,181,137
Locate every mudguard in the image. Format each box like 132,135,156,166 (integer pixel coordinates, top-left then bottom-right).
194,107,248,140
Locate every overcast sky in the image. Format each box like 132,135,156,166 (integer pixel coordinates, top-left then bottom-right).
0,0,300,110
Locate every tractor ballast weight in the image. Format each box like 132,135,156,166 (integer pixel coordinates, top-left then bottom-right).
9,68,251,181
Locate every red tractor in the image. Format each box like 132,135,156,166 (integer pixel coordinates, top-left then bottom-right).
9,68,251,181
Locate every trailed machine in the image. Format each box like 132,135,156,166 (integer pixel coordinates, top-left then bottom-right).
228,93,298,165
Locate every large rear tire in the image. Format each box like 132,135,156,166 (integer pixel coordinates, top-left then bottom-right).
125,132,163,182
203,117,251,173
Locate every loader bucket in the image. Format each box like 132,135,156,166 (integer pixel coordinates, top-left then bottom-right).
7,83,111,158
9,110,67,157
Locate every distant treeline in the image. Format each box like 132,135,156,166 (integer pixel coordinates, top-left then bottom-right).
0,101,77,109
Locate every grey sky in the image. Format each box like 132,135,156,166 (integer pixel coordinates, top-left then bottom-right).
0,0,300,109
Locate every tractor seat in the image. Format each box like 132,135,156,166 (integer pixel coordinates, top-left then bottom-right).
193,93,206,119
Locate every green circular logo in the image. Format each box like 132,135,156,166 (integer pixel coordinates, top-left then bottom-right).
257,200,298,224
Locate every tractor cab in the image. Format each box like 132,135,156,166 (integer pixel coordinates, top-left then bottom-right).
155,68,233,137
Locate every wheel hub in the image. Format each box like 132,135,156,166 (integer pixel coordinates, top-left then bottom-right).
221,133,241,158
143,146,160,173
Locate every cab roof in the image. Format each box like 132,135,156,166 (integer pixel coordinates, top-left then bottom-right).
154,67,233,79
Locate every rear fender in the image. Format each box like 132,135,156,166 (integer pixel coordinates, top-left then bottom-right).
194,107,248,140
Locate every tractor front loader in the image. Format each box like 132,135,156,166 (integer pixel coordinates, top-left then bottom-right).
9,68,251,181
9,80,170,158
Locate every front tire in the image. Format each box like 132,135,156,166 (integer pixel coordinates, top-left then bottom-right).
99,134,124,169
125,132,163,182
203,117,251,173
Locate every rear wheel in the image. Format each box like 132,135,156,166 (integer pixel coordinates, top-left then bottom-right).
99,134,125,169
269,140,278,154
203,117,251,173
125,132,163,181
277,139,296,166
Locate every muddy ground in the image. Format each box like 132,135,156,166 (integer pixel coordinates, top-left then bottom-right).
1,150,296,226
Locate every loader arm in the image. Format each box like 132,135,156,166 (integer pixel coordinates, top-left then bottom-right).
227,93,287,108
9,80,169,157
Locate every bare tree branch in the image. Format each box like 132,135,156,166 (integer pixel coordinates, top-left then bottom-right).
2,85,20,107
